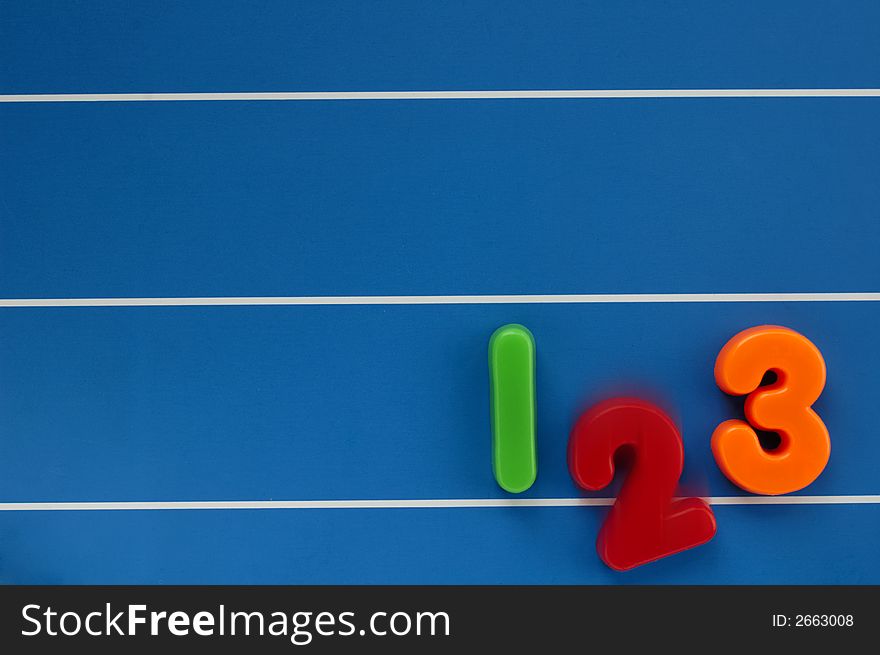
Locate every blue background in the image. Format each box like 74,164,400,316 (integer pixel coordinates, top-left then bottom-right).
1,1,878,583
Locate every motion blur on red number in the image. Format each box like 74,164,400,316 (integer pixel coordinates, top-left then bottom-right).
568,398,717,571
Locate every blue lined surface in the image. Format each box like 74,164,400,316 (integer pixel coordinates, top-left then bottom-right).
1,1,879,583
1,303,879,583
2,0,879,91
2,506,878,584
2,100,878,297
1,303,878,502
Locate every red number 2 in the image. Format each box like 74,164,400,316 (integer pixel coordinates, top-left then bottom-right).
568,398,716,571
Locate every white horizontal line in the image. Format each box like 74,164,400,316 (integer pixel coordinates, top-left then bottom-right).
1,293,879,308
1,496,878,511
2,89,879,103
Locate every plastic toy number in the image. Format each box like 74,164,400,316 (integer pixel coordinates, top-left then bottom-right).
492,322,829,571
568,398,717,571
488,324,538,493
712,325,830,495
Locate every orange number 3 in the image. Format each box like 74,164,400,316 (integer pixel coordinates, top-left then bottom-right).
712,325,830,495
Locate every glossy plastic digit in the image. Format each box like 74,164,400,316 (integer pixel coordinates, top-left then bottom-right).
712,325,830,495
568,398,716,571
488,324,537,493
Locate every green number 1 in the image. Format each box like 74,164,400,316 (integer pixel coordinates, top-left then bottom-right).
488,324,537,493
